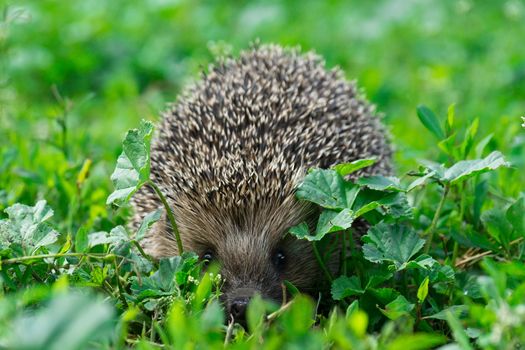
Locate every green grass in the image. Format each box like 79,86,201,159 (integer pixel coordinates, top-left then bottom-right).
1,1,524,349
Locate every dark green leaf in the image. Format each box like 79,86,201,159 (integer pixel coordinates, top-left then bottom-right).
417,105,445,139
379,295,415,320
331,276,364,300
362,223,425,270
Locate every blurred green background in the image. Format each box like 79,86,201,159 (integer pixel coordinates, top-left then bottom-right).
1,0,524,225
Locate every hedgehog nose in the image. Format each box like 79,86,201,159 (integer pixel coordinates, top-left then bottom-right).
230,297,250,322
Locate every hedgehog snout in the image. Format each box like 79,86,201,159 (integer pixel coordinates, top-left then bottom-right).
227,287,256,325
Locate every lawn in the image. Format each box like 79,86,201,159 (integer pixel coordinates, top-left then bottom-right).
0,1,524,349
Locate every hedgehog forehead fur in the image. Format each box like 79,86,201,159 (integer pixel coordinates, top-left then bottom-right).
132,44,391,300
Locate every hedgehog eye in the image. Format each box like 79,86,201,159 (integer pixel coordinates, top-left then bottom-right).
272,249,286,272
201,250,214,267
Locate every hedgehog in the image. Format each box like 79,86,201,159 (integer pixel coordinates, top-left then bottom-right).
132,44,392,323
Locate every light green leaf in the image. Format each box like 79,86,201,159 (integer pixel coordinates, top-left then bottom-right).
315,209,355,237
417,277,429,303
446,310,474,350
362,223,425,270
407,171,436,192
8,293,115,350
379,295,415,320
296,169,347,209
387,333,447,350
417,105,445,139
443,151,509,185
0,200,59,255
333,158,376,177
107,120,154,205
357,176,405,192
288,222,320,241
136,208,163,241
331,276,364,300
419,160,446,179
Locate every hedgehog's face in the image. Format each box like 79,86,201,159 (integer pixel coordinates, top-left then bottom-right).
195,231,319,325
170,199,322,326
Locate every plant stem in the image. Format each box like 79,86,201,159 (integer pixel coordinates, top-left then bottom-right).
131,240,158,269
312,242,333,283
341,231,348,276
148,180,184,254
424,184,450,253
112,256,129,309
1,252,125,265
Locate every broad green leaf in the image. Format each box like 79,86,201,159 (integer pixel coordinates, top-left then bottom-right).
288,222,316,240
362,223,425,270
331,276,364,300
315,209,355,238
0,200,59,255
200,300,225,331
357,176,405,192
246,294,275,334
443,151,509,185
107,120,154,205
417,105,445,139
7,293,115,350
347,309,368,338
86,226,130,252
387,333,447,350
280,295,316,334
364,266,393,289
136,208,163,241
417,277,429,303
379,295,415,320
352,190,412,220
333,158,376,177
296,169,347,209
130,256,188,297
